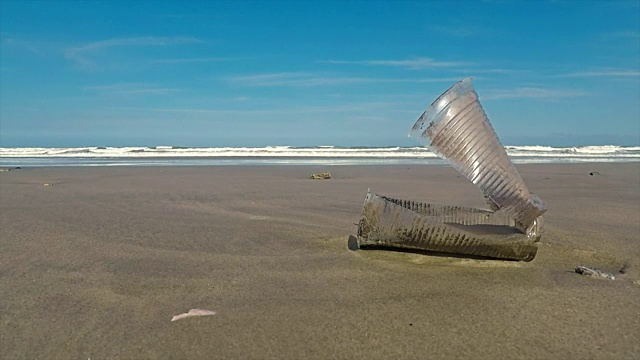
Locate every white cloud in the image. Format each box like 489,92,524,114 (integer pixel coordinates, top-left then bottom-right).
483,87,589,100
324,57,468,70
65,36,204,69
610,31,640,39
1,37,43,54
459,68,525,74
227,72,462,87
84,83,181,95
555,70,640,78
228,72,310,82
430,17,499,38
73,36,203,52
115,101,405,115
150,57,237,64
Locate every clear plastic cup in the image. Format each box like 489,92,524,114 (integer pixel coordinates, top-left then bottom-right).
357,78,547,261
408,78,546,233
357,191,540,261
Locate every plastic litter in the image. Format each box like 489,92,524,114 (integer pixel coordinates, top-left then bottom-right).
310,172,332,180
575,266,615,280
357,78,547,261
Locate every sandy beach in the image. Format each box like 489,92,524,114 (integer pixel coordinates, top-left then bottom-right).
1,163,639,359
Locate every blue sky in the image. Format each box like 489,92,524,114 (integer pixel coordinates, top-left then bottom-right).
1,0,639,147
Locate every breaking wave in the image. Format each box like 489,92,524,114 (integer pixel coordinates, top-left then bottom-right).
0,145,638,166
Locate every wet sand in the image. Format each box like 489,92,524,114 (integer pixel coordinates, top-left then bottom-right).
1,163,639,359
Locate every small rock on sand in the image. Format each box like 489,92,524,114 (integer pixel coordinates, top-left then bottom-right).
310,172,331,180
575,265,615,280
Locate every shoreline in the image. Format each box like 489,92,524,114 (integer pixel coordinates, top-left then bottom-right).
1,159,638,169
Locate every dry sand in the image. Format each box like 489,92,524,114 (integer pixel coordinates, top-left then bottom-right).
1,163,639,359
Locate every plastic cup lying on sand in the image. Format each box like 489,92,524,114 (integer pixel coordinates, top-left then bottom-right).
357,78,547,261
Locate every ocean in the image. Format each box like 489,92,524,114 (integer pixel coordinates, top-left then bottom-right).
0,145,639,167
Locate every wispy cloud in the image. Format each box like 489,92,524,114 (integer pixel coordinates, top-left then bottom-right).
480,0,514,3
610,0,640,9
227,72,462,87
65,36,204,69
553,70,640,78
72,36,204,52
609,31,640,39
1,37,42,54
84,83,181,95
432,26,483,38
228,72,365,86
115,101,405,116
152,14,209,20
460,68,525,74
597,30,640,44
228,96,251,102
323,57,468,70
483,87,589,100
150,57,237,64
432,22,497,38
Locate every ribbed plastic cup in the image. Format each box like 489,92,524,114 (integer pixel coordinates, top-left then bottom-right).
408,78,546,233
357,191,539,261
